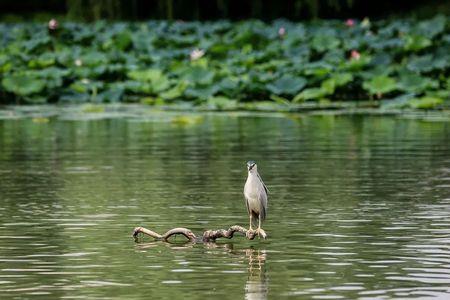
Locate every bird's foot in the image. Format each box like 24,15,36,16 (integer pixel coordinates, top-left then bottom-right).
246,228,254,239
256,228,267,239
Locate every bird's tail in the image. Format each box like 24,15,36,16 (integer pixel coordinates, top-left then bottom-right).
252,211,265,225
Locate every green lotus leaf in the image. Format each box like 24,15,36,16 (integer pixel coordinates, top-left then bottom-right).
206,96,238,110
80,51,108,67
312,35,340,52
303,62,333,76
159,81,188,100
426,89,450,100
267,75,307,95
28,53,56,69
406,55,449,73
363,76,397,96
342,55,371,71
2,74,46,96
381,94,415,109
151,76,171,93
416,15,446,38
96,87,124,103
321,73,353,94
404,35,432,52
397,73,438,93
0,54,12,73
127,69,170,93
408,97,443,109
69,80,103,94
293,87,328,102
128,69,163,82
114,31,133,51
185,85,219,99
26,68,70,90
181,67,215,86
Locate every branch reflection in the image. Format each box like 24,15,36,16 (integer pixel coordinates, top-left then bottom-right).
135,241,268,300
244,248,268,300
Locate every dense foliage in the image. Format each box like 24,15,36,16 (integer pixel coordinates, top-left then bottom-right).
0,16,449,108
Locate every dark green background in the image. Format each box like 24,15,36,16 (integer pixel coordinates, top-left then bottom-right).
1,0,448,21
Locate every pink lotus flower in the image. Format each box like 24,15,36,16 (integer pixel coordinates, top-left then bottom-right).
48,19,59,30
190,48,205,61
345,19,355,27
350,50,361,60
278,27,286,37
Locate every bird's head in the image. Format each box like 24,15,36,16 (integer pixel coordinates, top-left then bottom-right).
246,161,257,172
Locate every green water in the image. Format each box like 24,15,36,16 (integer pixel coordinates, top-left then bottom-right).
0,109,449,299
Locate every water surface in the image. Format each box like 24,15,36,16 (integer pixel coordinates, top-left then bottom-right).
0,109,449,299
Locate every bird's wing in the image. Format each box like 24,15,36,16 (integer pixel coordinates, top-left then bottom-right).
256,174,268,221
257,173,269,194
258,183,268,221
244,195,251,215
243,183,251,216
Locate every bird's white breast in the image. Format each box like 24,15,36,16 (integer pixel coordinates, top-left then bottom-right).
244,173,262,211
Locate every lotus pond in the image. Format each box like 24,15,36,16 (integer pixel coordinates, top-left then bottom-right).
0,106,449,299
0,17,449,110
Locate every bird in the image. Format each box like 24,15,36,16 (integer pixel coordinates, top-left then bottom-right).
244,161,268,237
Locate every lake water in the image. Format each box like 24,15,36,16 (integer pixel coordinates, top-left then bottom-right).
0,108,449,299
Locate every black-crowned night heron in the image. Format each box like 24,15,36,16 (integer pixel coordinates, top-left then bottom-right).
244,161,268,235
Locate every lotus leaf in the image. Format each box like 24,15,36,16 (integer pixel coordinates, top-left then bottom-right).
185,85,219,99
363,76,397,96
294,88,328,102
416,15,446,38
181,67,215,86
160,81,188,100
267,75,307,95
321,73,353,94
2,74,46,96
28,53,56,69
404,35,432,52
0,17,448,106
407,55,449,73
312,35,340,52
98,88,124,103
206,96,237,110
127,69,170,93
408,96,443,109
69,80,103,94
397,73,438,93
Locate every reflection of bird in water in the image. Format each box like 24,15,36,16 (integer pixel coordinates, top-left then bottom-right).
244,161,268,236
245,248,268,300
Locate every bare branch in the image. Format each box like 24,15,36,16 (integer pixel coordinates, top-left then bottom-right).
133,227,162,239
133,225,267,243
162,228,197,242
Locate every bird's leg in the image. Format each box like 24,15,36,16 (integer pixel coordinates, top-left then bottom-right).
249,214,253,231
257,214,261,238
256,214,267,239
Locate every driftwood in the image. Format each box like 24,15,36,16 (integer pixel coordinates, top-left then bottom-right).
133,225,267,243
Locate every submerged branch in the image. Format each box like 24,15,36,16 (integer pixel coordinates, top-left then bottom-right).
133,225,267,243
132,226,196,242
